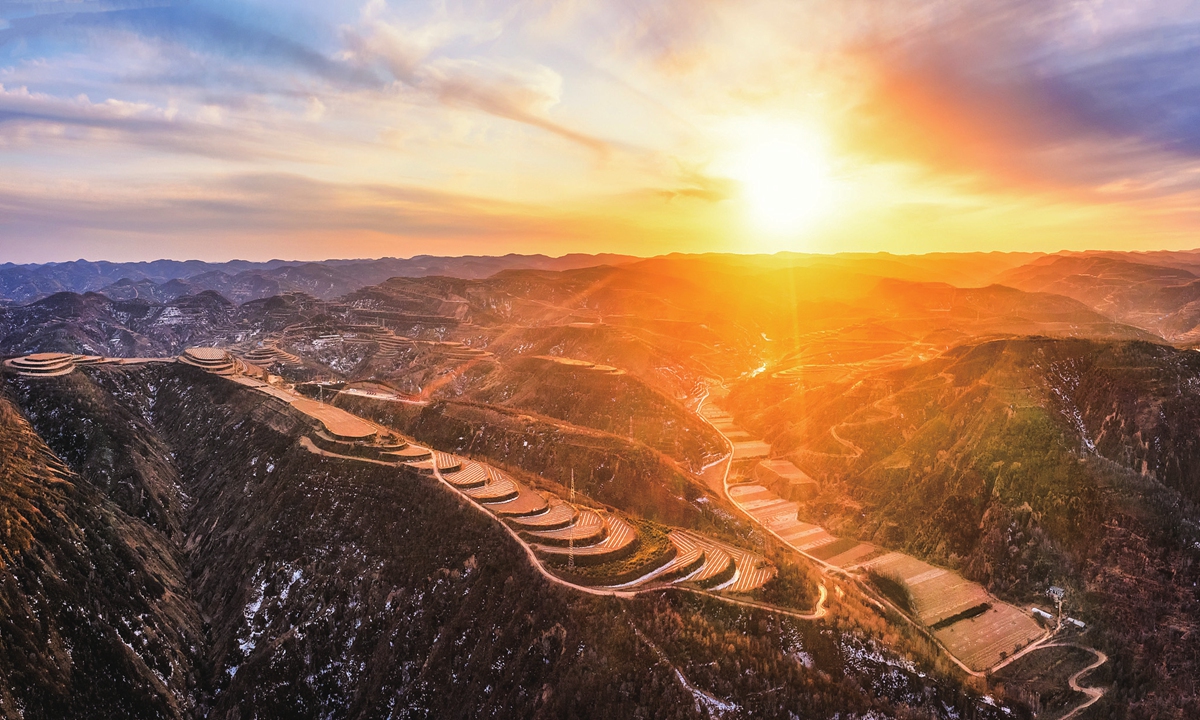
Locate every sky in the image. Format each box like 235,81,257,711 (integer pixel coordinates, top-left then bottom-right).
1,0,1199,262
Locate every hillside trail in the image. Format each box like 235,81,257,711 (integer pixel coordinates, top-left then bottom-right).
630,623,740,716
796,386,904,460
286,377,829,622
827,424,864,459
693,380,1110,693
67,354,823,623
1038,643,1109,720
693,385,995,679
696,379,1113,705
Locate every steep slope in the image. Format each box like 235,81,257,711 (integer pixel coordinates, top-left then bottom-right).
460,356,725,471
730,336,1200,718
996,254,1200,342
335,395,730,533
0,391,203,719
2,364,1013,718
0,291,238,357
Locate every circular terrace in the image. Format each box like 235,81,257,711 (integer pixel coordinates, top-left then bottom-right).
3,352,77,377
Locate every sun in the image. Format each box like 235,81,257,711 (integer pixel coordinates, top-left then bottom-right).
726,122,835,236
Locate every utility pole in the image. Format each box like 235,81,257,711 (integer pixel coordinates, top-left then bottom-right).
568,469,576,572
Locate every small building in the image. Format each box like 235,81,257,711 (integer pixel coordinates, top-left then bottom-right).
1047,586,1066,602
754,459,819,500
1066,617,1086,629
1031,607,1053,621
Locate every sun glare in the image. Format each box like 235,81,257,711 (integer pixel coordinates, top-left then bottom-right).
727,122,835,237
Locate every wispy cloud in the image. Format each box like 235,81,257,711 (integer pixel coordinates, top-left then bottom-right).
0,171,558,261
340,3,609,152
0,82,295,159
846,0,1200,196
3,0,1200,261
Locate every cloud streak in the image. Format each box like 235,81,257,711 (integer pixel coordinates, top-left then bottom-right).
341,6,610,152
0,83,296,159
846,0,1200,196
2,0,1200,260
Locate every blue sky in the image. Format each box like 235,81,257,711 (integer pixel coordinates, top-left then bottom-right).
1,0,1199,262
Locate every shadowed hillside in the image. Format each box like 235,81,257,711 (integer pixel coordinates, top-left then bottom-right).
0,393,203,718
0,363,1015,718
0,255,640,305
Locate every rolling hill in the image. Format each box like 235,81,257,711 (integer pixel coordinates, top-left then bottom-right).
728,336,1200,718
0,357,1013,719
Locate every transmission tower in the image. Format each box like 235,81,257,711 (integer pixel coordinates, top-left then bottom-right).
568,469,576,571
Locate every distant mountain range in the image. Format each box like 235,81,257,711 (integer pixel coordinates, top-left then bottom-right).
995,253,1200,343
0,254,638,306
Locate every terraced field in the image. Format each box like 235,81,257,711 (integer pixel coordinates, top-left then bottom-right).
242,343,301,366
431,451,462,473
531,355,624,375
935,604,1049,672
857,552,1046,670
671,531,734,585
656,534,707,580
731,440,771,459
526,509,607,545
534,514,639,560
462,473,518,503
726,554,776,593
75,352,776,595
509,500,576,529
860,553,993,626
289,398,378,440
442,460,488,487
387,445,432,462
485,489,549,516
705,392,1047,674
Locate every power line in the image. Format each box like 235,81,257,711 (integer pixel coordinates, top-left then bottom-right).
568,469,576,572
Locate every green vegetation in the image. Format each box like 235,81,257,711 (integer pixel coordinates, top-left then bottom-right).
555,518,673,585
867,570,915,615
731,336,1200,716
930,603,991,630
808,537,859,561
751,558,819,612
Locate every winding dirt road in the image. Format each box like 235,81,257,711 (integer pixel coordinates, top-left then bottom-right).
297,385,830,622
1039,643,1109,719
694,381,1110,712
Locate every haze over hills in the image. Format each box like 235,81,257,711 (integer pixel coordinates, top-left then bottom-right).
996,254,1200,344
0,254,639,306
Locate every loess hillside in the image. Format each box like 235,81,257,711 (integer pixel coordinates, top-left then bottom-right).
0,363,1014,719
730,336,1200,719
